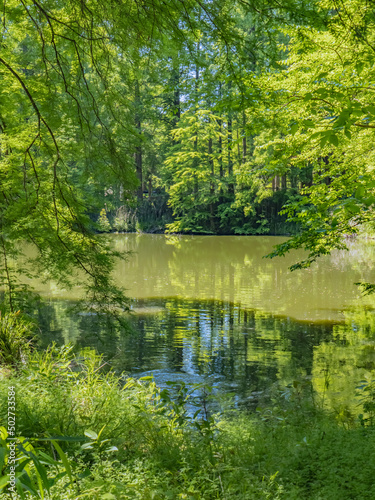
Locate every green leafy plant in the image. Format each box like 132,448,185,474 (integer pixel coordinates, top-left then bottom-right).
0,311,34,366
356,376,375,426
80,427,118,462
0,426,74,499
97,209,112,233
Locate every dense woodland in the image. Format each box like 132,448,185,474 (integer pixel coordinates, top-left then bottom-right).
1,0,375,308
2,0,375,498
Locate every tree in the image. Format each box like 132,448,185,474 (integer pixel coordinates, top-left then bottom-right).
0,0,236,312
250,0,375,285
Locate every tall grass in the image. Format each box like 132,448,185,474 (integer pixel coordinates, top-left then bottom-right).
1,345,375,499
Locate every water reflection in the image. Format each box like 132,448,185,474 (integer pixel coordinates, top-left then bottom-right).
22,234,375,417
35,295,375,417
313,307,375,421
22,235,375,322
111,234,375,322
36,298,334,405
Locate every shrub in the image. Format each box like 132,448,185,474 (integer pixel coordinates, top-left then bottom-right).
0,311,34,366
97,209,111,232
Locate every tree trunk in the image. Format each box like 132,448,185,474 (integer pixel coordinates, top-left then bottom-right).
171,62,181,138
237,127,241,163
228,112,234,195
208,137,215,232
193,42,200,202
134,79,143,202
272,176,280,191
242,111,247,163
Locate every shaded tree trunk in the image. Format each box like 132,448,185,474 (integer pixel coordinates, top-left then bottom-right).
134,79,143,202
272,176,280,191
193,43,199,201
208,137,215,232
171,63,181,137
228,112,234,195
242,111,247,163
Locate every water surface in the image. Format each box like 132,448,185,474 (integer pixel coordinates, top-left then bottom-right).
27,234,375,322
30,235,375,417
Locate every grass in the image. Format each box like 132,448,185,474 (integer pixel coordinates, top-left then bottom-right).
0,322,375,498
0,311,34,366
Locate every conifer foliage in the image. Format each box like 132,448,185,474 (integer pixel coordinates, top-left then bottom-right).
1,0,374,307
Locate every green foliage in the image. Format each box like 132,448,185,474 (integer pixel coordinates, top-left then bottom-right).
96,210,111,233
1,0,243,310
0,426,73,499
0,311,34,366
252,0,375,275
356,376,375,427
1,344,375,499
112,206,137,233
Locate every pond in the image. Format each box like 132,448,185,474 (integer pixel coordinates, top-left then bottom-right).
28,235,375,416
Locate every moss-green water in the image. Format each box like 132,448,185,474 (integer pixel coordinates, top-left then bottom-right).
20,234,375,321
19,234,375,418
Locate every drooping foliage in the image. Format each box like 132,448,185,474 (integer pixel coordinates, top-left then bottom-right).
258,0,375,276
2,0,375,307
0,0,235,309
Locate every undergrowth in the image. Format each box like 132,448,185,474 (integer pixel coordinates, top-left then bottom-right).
0,343,375,499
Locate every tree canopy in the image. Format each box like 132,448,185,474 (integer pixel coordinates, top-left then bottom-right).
2,0,375,310
261,0,375,279
0,0,234,311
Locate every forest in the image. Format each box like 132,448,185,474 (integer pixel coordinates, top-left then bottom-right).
2,0,375,498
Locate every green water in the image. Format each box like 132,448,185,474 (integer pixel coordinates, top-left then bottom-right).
27,235,375,415
28,234,375,321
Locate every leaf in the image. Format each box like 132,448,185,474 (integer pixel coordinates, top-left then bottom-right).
36,436,86,442
37,451,59,466
346,202,361,214
302,119,314,128
77,469,92,479
310,131,321,139
363,196,375,207
51,440,73,484
356,62,364,74
0,475,9,490
328,134,339,147
335,111,350,127
16,480,27,500
30,455,50,497
355,186,365,199
80,443,94,450
0,447,6,472
290,123,299,135
315,88,329,98
84,430,98,440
